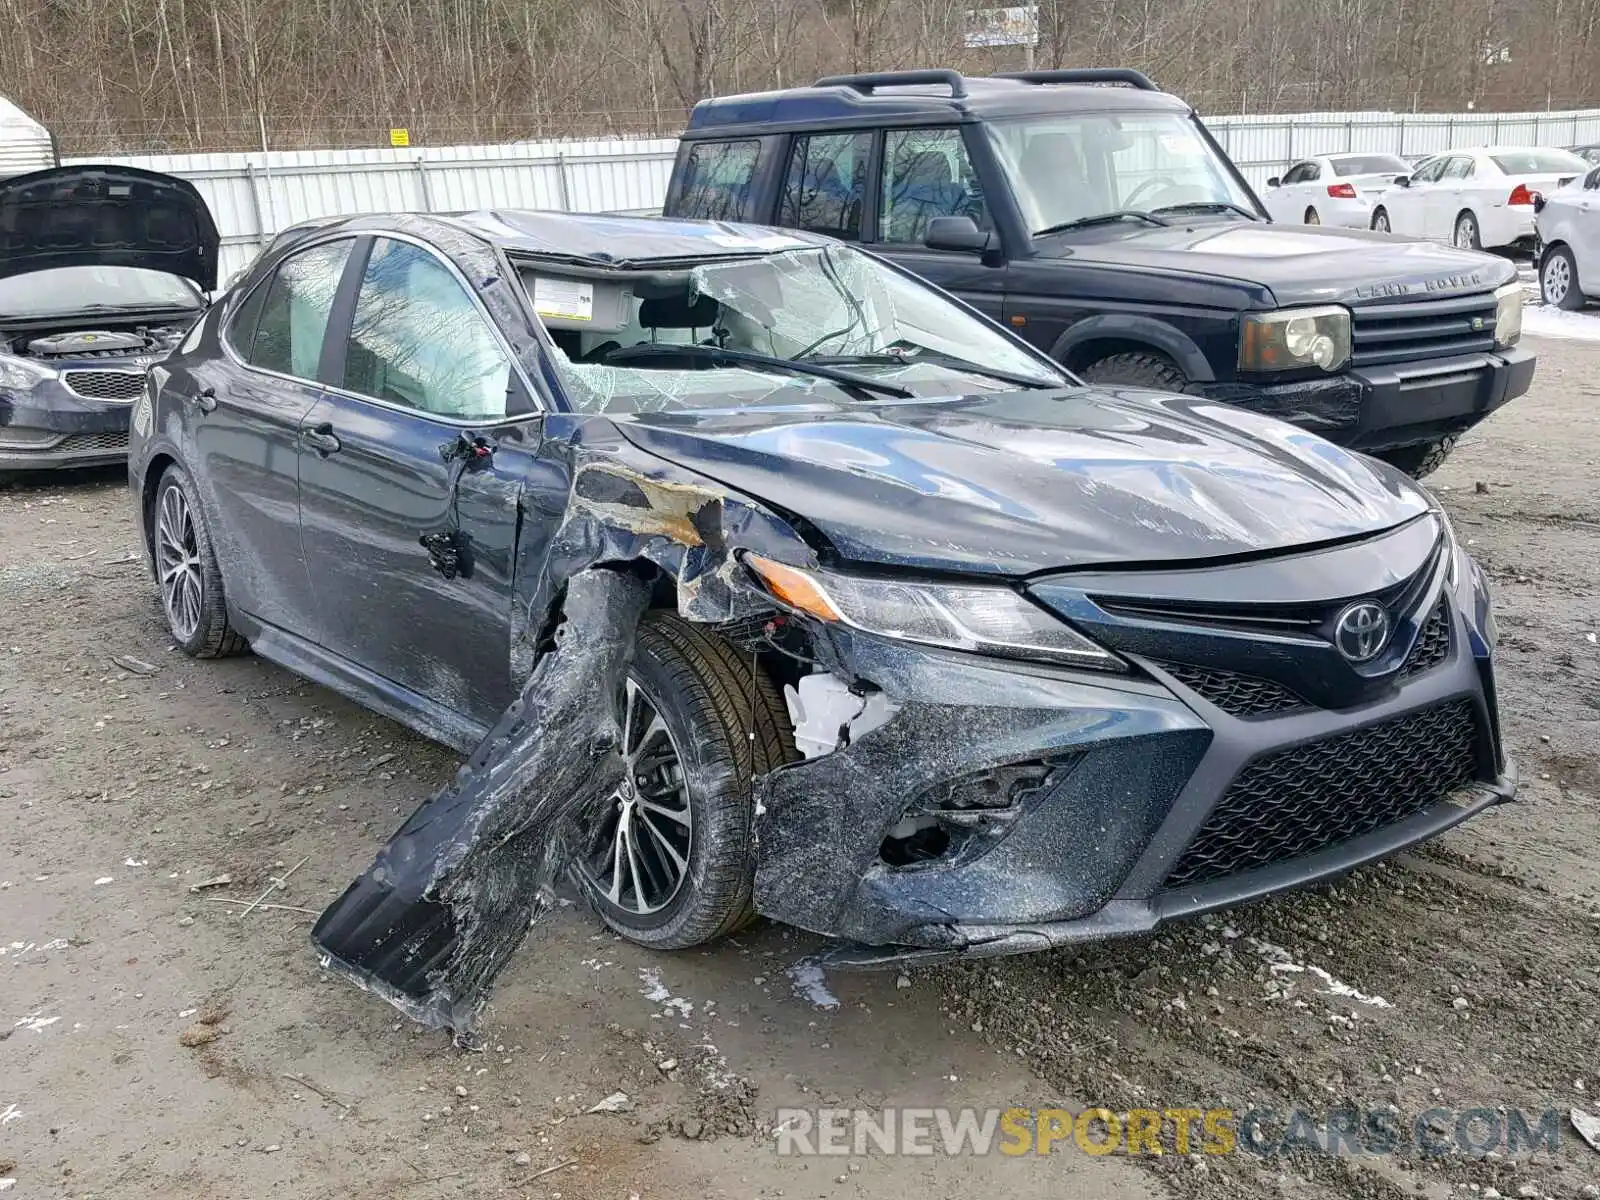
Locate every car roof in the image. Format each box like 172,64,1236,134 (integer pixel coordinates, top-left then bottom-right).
285,210,837,266
684,69,1189,137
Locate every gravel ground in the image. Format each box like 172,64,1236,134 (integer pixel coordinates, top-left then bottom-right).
2,333,1597,1200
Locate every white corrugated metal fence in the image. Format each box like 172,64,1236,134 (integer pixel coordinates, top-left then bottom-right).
61,106,1600,284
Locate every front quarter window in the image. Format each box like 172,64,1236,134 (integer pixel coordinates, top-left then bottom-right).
987,112,1255,234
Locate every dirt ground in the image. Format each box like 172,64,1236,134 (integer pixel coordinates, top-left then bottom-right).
3,333,1598,1200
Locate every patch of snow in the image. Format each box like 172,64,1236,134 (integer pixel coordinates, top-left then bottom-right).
637,967,694,1017
1248,938,1392,1009
1523,305,1600,342
14,1013,61,1032
123,858,147,867
787,961,841,1011
93,877,114,886
0,1104,21,1125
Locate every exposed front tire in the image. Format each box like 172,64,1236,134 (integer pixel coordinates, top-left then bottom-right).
1077,351,1189,393
575,613,795,949
1541,244,1585,310
1453,211,1483,250
1372,208,1391,233
1304,207,1321,225
153,465,248,658
1374,435,1458,480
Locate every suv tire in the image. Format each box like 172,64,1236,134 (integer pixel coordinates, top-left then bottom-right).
1077,352,1189,393
575,613,795,949
153,465,248,658
1374,435,1458,479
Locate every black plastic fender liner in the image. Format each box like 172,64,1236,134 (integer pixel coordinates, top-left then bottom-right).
311,567,652,1037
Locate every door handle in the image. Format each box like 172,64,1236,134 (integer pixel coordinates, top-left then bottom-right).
301,422,342,455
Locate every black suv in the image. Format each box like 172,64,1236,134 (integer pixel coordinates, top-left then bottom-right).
662,68,1535,477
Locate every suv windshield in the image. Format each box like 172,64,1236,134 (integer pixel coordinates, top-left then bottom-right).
986,111,1256,235
525,244,1065,414
0,265,203,320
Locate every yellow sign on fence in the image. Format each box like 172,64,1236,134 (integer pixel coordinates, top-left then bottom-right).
389,128,410,147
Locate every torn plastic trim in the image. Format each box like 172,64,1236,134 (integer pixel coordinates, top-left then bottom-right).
311,567,652,1037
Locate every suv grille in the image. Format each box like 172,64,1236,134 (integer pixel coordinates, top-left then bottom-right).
1401,602,1451,677
1158,662,1307,717
1164,699,1479,888
62,370,146,401
1350,294,1498,368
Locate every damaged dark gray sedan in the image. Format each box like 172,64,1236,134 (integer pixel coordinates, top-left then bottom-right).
129,211,1513,1031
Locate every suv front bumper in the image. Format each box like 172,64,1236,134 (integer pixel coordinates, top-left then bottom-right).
1194,345,1535,454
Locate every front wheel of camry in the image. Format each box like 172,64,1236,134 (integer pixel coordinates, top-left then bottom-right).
576,613,795,949
153,466,247,658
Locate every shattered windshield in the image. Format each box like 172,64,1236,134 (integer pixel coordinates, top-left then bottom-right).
986,111,1257,235
518,244,1065,414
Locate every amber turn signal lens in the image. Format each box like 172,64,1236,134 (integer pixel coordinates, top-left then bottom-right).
743,555,842,622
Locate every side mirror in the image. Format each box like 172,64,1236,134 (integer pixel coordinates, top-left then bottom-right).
924,215,992,254
1394,175,1411,187
1266,176,1281,189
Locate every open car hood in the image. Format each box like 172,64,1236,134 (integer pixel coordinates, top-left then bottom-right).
614,386,1431,577
0,164,219,291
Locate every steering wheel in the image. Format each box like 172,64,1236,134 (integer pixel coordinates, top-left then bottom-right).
1123,178,1192,210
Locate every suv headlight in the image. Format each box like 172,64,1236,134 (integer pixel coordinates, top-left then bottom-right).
1493,281,1522,348
1239,306,1351,373
744,555,1124,670
0,354,56,392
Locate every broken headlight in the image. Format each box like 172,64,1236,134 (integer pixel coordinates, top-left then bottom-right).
745,555,1124,670
1238,306,1351,373
0,354,55,392
1493,282,1522,349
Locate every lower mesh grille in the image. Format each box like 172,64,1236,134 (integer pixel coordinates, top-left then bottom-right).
1164,699,1479,888
57,430,130,454
1401,602,1451,677
1159,662,1307,717
63,370,146,401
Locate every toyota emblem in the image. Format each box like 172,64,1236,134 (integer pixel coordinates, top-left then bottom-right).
1333,601,1391,663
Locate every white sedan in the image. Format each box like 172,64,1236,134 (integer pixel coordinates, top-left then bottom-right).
1535,162,1600,309
1262,154,1412,228
1372,146,1590,250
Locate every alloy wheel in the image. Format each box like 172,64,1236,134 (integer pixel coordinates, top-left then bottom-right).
1543,254,1571,305
1305,208,1321,225
156,484,204,642
1454,215,1477,248
1374,212,1390,233
581,676,693,915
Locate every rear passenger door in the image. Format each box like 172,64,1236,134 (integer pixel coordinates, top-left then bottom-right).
867,126,1007,323
774,132,872,241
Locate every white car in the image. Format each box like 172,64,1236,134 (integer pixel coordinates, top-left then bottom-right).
1372,146,1590,250
1262,154,1412,228
1534,162,1600,309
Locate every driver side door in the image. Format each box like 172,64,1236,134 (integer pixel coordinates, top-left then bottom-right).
1389,156,1445,237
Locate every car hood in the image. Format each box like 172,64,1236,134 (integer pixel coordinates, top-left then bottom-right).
0,165,220,290
614,387,1430,577
1032,220,1515,306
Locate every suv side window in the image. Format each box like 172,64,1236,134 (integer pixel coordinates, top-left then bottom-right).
673,140,761,222
879,128,989,245
777,132,871,240
244,239,353,379
342,237,513,421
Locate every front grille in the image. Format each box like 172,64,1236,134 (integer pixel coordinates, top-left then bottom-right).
1158,662,1308,717
1350,294,1498,368
57,430,130,454
1401,601,1451,677
62,370,146,401
1164,699,1479,888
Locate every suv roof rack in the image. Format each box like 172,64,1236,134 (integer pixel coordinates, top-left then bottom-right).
994,68,1158,91
812,69,967,98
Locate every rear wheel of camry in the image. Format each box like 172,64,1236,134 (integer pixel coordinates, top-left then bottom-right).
1541,244,1585,310
1453,211,1483,250
1372,208,1391,233
153,465,247,658
1374,435,1458,479
1305,207,1322,225
575,613,795,949
1077,351,1189,393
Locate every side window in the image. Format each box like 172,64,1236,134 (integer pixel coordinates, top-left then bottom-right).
1442,157,1474,181
1301,162,1322,182
1412,158,1446,183
224,278,269,360
1586,167,1600,190
247,239,353,379
673,140,761,222
1283,163,1310,184
879,128,990,245
342,238,513,421
777,133,871,240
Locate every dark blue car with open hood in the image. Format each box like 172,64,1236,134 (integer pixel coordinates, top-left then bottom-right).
127,209,1512,1028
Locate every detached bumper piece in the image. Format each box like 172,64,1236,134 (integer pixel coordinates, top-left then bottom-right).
311,569,651,1037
